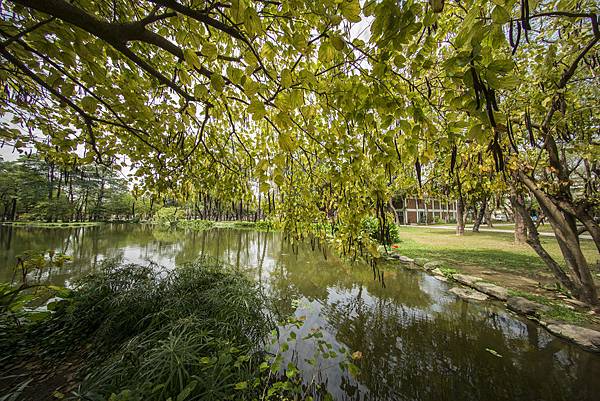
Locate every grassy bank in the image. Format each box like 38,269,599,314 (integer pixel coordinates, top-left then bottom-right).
176,219,276,231
392,226,599,274
390,226,599,325
1,221,103,228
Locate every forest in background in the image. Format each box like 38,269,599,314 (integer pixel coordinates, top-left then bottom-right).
0,155,142,221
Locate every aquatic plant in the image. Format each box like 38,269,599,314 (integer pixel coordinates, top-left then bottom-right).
1,256,351,400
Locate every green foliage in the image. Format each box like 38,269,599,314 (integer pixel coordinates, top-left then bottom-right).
361,216,400,245
153,207,185,226
0,155,137,222
177,219,215,230
0,250,72,342
439,267,458,277
255,219,277,231
1,257,356,400
4,258,271,400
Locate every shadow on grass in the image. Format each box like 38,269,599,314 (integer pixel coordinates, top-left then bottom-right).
394,241,546,272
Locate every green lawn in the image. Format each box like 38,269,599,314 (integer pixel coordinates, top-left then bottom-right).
393,226,599,275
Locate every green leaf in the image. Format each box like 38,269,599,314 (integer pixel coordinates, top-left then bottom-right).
347,362,360,377
202,43,218,61
285,362,297,378
227,66,244,85
341,0,362,23
318,42,336,63
80,96,97,113
183,49,201,69
280,68,293,89
491,6,511,24
248,100,266,120
210,73,225,93
485,348,503,358
244,7,263,35
330,35,345,51
176,380,197,401
234,381,248,390
487,59,514,74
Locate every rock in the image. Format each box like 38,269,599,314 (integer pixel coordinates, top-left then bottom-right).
506,296,548,317
543,323,600,352
449,287,489,301
397,255,415,264
472,282,509,301
453,274,481,286
423,260,444,270
430,267,448,282
413,257,430,267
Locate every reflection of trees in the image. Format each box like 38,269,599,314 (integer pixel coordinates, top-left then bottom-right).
325,292,600,401
265,242,433,310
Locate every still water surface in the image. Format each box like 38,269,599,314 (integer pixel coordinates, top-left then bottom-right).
1,224,599,401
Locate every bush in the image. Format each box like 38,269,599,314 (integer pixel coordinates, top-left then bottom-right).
360,216,400,245
7,258,273,400
255,219,275,231
177,219,215,230
1,257,355,400
153,207,185,226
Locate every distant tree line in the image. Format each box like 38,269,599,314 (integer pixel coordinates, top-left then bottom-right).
0,154,151,222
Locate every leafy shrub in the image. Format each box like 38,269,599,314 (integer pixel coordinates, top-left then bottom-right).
2,257,355,400
360,216,400,245
5,258,272,400
152,207,185,226
255,219,275,231
177,219,215,230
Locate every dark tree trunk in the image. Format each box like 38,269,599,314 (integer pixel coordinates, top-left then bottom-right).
10,197,17,221
513,172,599,306
484,202,493,228
472,197,487,232
510,192,528,243
456,197,465,236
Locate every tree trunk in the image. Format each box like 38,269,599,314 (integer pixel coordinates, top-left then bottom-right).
388,198,399,224
456,197,465,236
10,197,17,221
485,197,494,227
513,172,599,305
510,193,528,243
472,197,487,232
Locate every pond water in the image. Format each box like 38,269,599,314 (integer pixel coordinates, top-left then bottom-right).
1,223,599,400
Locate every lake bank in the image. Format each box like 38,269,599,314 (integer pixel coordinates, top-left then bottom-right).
1,224,600,400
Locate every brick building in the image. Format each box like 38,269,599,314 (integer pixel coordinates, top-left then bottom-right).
392,197,457,225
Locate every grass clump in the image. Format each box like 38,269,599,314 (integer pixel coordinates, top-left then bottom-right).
2,257,275,400
507,290,590,324
439,267,457,277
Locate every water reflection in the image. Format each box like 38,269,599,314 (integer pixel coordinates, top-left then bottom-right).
0,224,599,400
